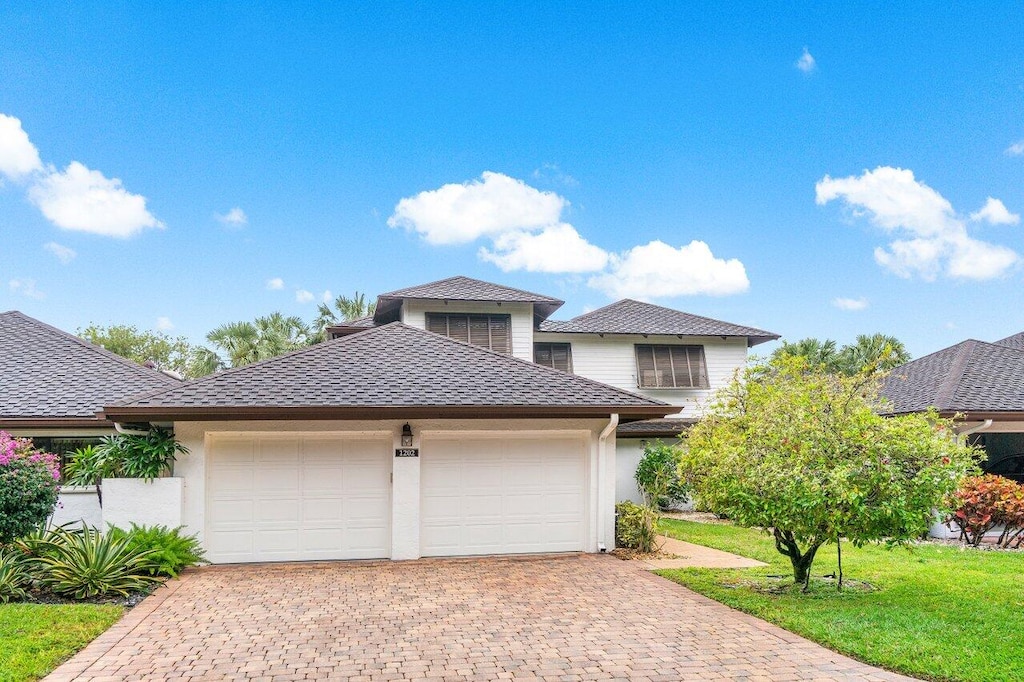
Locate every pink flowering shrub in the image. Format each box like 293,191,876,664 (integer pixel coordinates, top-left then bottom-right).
0,431,61,544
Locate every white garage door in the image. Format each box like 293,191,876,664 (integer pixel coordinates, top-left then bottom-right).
206,435,391,563
420,434,588,556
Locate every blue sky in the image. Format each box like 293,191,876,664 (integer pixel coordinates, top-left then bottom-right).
1,3,1022,357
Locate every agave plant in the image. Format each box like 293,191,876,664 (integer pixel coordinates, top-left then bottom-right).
35,525,161,599
0,548,31,603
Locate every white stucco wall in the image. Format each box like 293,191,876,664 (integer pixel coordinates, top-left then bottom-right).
615,439,645,504
534,332,747,416
102,478,184,530
399,299,536,362
172,417,617,560
52,487,103,529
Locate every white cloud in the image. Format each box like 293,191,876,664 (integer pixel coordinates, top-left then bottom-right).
156,316,174,331
43,241,76,264
795,47,816,74
216,207,248,227
266,277,284,290
479,224,609,273
295,289,315,304
831,297,868,311
588,240,749,299
816,166,1018,280
9,278,44,300
532,163,579,188
0,114,43,180
28,161,163,238
1006,140,1024,157
322,290,333,304
970,197,1019,225
388,171,567,245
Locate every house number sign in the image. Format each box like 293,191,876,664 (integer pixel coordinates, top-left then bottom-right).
395,448,419,458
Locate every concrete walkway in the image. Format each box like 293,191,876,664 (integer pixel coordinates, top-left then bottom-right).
48,554,917,681
637,535,768,570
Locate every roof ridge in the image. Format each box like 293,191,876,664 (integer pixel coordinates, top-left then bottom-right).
1,311,180,386
933,340,978,411
380,275,563,303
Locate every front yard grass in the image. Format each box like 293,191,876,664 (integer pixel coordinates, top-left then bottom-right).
658,518,1024,682
0,604,122,682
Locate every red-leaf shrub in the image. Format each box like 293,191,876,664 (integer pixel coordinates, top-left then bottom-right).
949,474,1024,548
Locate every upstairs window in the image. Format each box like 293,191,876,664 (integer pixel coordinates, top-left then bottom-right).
425,313,511,354
534,342,573,373
635,344,708,389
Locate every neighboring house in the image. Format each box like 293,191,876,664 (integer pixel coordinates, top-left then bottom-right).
0,311,181,527
883,333,1024,482
330,277,779,504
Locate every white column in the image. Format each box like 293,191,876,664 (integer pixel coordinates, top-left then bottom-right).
391,427,421,560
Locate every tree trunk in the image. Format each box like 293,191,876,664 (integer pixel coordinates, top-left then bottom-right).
772,528,823,590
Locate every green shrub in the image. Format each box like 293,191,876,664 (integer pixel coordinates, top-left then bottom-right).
65,429,189,486
106,524,206,577
0,548,31,603
0,432,61,544
35,525,160,599
634,440,690,510
615,501,659,553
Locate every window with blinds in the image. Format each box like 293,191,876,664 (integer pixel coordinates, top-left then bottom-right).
533,342,573,373
634,344,708,389
425,313,512,354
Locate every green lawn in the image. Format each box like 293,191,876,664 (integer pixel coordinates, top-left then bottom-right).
658,518,1024,682
0,604,122,682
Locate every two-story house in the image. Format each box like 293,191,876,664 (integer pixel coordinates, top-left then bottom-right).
327,277,779,505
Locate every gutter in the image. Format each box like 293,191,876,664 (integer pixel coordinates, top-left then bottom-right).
597,413,619,553
958,418,993,440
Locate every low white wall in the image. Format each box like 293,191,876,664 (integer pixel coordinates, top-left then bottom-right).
616,439,645,504
102,478,184,530
52,487,103,529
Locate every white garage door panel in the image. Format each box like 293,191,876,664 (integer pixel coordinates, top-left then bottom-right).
207,436,391,563
421,435,587,556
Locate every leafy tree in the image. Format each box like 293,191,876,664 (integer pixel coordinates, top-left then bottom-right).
0,433,60,543
634,440,690,510
773,334,911,377
312,291,376,342
79,324,201,378
204,312,312,369
682,355,977,589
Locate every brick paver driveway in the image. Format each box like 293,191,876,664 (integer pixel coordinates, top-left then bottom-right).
48,555,916,681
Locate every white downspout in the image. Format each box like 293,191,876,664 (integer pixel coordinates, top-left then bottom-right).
114,422,151,436
597,413,619,552
959,419,993,440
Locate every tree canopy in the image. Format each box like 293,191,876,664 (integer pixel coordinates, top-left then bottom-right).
79,324,206,378
312,291,376,342
772,333,911,376
203,312,314,371
682,354,977,588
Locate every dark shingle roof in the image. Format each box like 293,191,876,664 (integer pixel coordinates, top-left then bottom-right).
882,339,1024,415
994,331,1024,350
538,299,779,346
104,323,671,421
616,418,696,438
0,311,180,425
374,276,564,324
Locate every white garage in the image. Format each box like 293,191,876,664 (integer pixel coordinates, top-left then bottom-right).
420,434,588,556
205,434,391,563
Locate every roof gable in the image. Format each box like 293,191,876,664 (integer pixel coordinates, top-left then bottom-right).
373,276,563,324
104,323,671,421
994,331,1024,350
882,339,1024,414
0,311,181,424
539,299,779,345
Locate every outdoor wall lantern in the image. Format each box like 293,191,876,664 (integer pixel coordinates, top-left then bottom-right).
401,423,414,447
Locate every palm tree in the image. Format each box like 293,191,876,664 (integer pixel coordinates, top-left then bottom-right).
202,313,312,369
836,334,911,376
772,338,841,373
312,291,376,342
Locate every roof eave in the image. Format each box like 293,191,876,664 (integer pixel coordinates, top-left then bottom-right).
0,417,115,429
100,404,674,423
